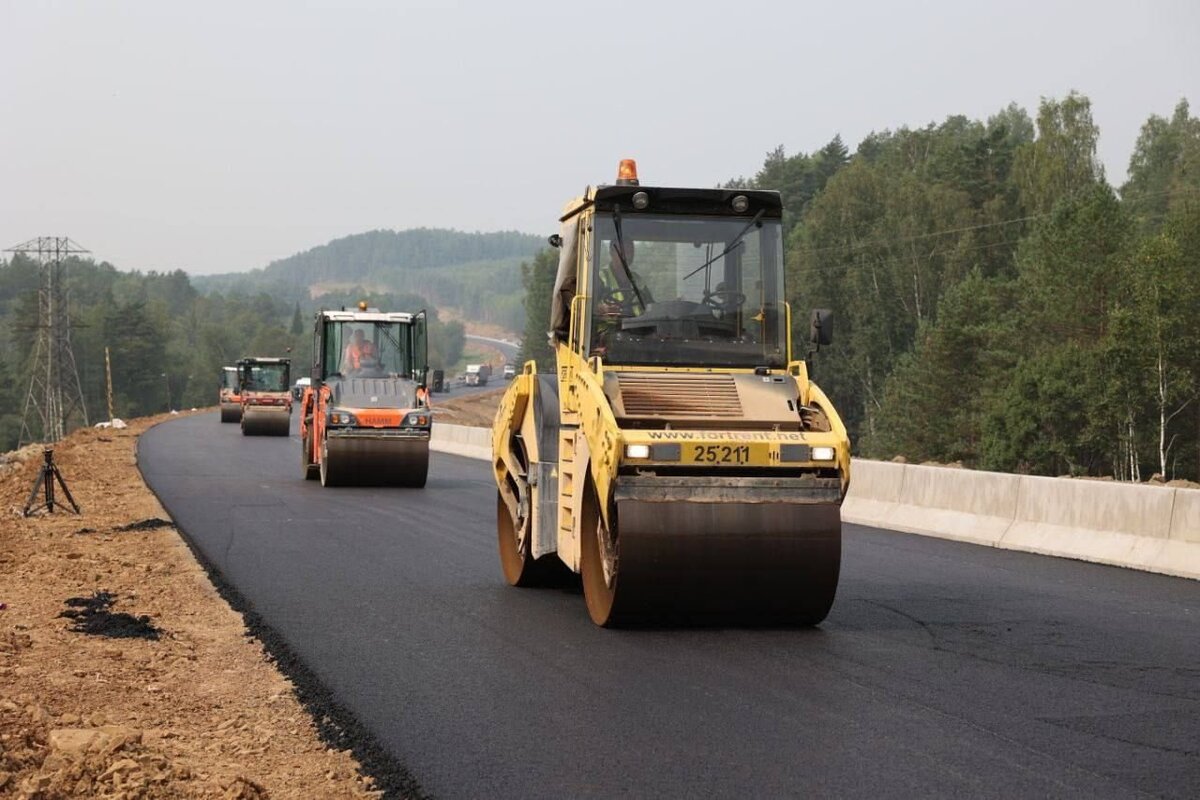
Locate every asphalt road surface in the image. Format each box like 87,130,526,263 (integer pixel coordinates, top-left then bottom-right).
140,413,1200,799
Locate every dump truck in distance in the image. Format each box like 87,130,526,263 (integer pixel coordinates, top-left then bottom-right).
238,357,292,436
492,160,851,626
299,305,431,487
219,366,242,422
465,363,491,386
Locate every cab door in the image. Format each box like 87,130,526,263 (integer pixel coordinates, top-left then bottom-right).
411,311,428,385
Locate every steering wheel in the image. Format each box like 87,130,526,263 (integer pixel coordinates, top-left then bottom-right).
597,286,637,314
703,288,747,310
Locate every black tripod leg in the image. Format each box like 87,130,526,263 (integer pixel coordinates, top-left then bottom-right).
52,465,81,514
46,464,55,512
23,469,48,517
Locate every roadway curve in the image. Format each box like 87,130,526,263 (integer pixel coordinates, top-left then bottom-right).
435,334,520,399
140,413,1200,799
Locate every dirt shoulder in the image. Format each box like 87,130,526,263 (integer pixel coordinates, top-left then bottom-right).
0,413,381,799
432,388,505,428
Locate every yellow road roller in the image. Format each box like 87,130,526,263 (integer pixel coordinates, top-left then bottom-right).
238,357,292,436
492,160,851,626
299,305,431,487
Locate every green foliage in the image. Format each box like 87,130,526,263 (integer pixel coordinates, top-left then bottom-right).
517,248,557,369
1121,100,1200,231
103,299,169,418
193,228,542,331
709,93,1200,480
1011,91,1103,214
866,272,1017,463
980,344,1113,475
0,258,304,448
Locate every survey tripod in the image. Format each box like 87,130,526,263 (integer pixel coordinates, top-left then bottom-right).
23,448,80,517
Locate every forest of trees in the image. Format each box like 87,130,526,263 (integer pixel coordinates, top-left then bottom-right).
7,92,1197,480
0,257,465,451
517,93,1200,481
196,228,541,332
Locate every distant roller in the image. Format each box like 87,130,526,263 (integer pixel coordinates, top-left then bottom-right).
236,357,293,437
299,304,432,489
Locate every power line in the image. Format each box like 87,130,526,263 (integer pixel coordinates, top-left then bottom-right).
5,237,91,445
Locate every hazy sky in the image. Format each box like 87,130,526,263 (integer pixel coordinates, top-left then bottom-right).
3,1,1197,275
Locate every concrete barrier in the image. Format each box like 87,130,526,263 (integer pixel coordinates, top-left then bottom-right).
844,460,1199,581
892,463,1019,547
430,423,1200,581
430,423,492,462
1002,475,1176,570
840,460,904,532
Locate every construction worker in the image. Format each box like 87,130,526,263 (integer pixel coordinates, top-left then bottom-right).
342,329,370,374
592,238,654,355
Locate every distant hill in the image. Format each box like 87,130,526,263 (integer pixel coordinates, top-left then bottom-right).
193,227,544,332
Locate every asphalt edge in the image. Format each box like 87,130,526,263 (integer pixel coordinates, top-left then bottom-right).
136,416,430,800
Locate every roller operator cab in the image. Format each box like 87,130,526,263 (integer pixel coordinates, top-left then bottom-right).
299,306,431,487
219,366,242,423
492,160,851,627
237,357,292,436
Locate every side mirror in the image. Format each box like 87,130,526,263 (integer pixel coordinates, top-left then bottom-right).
548,234,563,248
810,309,834,346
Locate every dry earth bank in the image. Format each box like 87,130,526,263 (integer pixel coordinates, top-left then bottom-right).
0,412,382,799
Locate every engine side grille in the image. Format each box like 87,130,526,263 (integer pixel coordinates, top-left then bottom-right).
616,373,743,418
355,409,404,427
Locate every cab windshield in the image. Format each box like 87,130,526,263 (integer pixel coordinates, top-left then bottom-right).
221,369,238,391
241,363,290,392
589,214,787,368
324,321,413,379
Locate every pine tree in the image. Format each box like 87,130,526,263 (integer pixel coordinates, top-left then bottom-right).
290,303,304,335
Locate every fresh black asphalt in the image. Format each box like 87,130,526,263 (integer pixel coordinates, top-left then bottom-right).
139,412,1200,799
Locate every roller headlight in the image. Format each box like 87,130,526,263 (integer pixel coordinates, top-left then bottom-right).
329,410,357,425
625,444,650,459
811,446,836,462
406,412,429,427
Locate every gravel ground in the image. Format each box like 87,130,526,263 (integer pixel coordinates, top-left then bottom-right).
431,388,504,428
0,412,378,799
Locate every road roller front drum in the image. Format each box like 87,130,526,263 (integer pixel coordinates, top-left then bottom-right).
582,489,842,627
220,402,242,423
320,434,429,488
241,407,290,436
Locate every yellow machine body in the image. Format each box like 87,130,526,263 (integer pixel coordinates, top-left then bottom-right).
493,169,850,626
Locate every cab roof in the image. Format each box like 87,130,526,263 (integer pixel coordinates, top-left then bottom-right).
318,310,416,323
237,357,291,365
560,185,783,222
